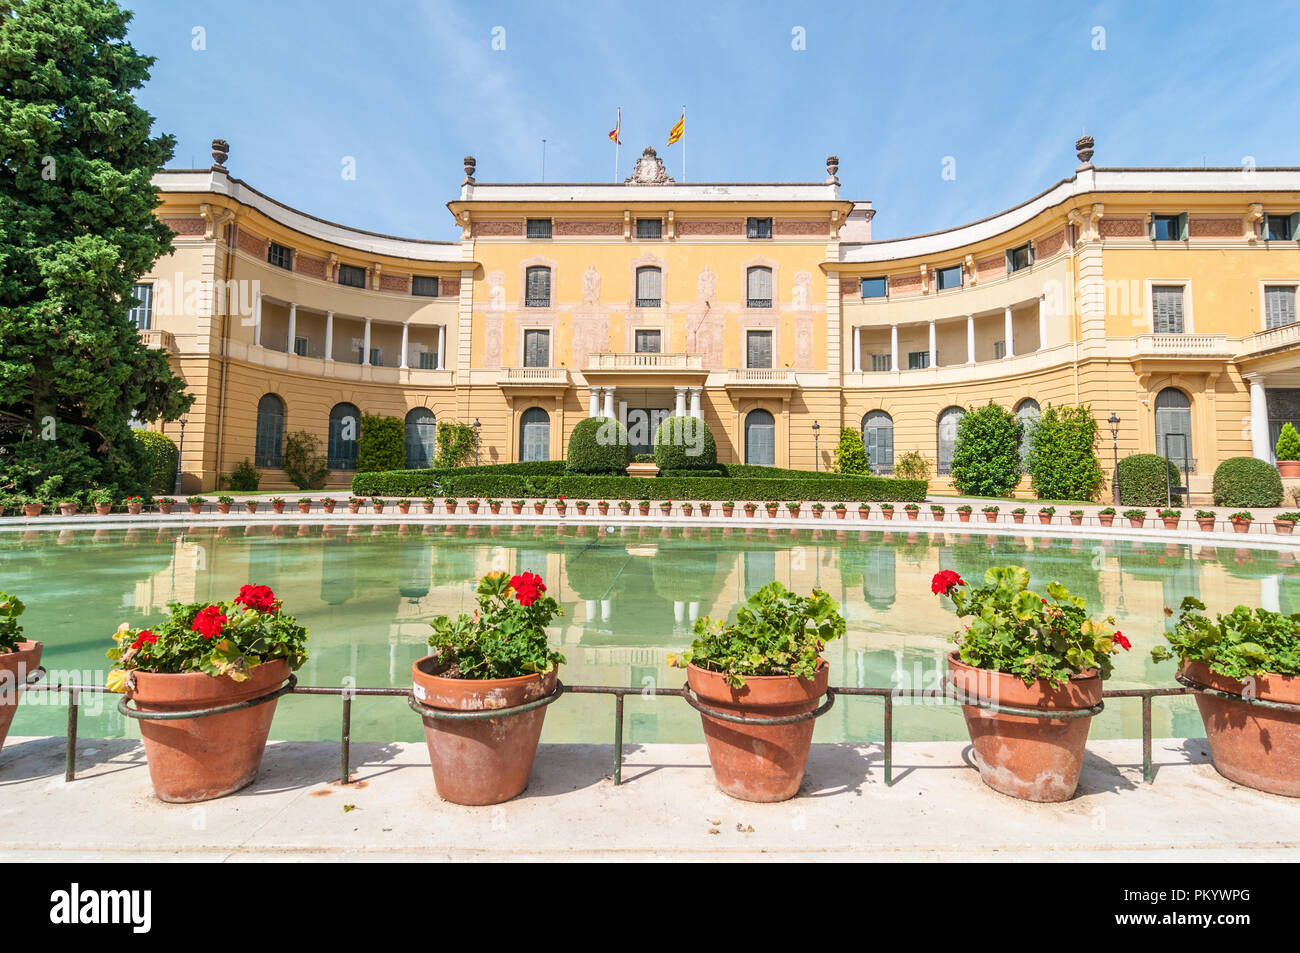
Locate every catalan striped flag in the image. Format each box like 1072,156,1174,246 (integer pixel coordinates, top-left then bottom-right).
667,111,684,146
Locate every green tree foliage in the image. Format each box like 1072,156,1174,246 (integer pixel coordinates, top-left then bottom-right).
1116,454,1180,506
223,458,259,491
1026,405,1103,501
282,431,328,489
0,0,192,500
1275,422,1300,462
653,415,716,471
434,421,478,468
131,430,177,494
950,403,1022,496
356,414,404,472
1212,456,1283,507
568,415,632,473
833,427,868,474
893,450,932,481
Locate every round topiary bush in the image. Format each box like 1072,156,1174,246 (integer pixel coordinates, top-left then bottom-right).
653,415,717,471
132,430,179,495
566,416,632,474
1213,456,1283,507
1117,454,1181,506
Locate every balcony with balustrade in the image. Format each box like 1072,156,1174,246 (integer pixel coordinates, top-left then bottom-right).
582,352,708,388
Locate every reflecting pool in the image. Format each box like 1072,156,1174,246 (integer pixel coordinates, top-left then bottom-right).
2,522,1296,745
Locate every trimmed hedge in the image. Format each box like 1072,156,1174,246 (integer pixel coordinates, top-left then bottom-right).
567,416,632,473
653,415,718,471
1117,454,1181,506
1213,456,1283,507
950,402,1022,497
357,414,405,472
132,430,178,495
659,468,727,478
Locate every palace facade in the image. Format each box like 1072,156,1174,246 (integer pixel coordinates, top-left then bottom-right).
138,138,1300,496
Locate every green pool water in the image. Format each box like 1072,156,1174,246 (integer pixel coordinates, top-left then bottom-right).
3,522,1296,746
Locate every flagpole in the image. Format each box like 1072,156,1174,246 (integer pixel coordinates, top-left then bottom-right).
681,104,686,182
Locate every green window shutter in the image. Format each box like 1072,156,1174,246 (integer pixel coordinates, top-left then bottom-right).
1027,240,1035,265
1149,214,1157,241
1178,213,1189,240
1289,212,1300,240
1005,249,1014,272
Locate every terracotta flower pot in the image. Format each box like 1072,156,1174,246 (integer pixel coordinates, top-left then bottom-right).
488,502,500,514
1181,661,1300,797
957,511,971,522
1011,513,1025,524
126,502,144,515
298,501,312,514
1278,460,1300,478
467,501,480,514
556,503,567,516
1197,517,1216,531
372,501,386,514
931,511,945,522
881,509,894,520
1232,519,1251,534
95,503,112,515
411,656,557,806
811,509,822,519
22,503,42,517
0,642,43,753
58,502,77,516
127,659,290,803
700,505,711,516
1161,516,1180,529
1038,513,1052,525
511,504,523,515
188,503,204,515
906,509,919,521
244,502,258,514
639,504,651,516
946,652,1101,802
835,509,847,519
159,501,174,515
1098,514,1114,526
788,507,801,519
687,660,828,803
392,501,407,514
983,512,998,522
269,502,283,514
1069,515,1083,526
535,503,547,515
1274,519,1295,535
1128,517,1144,528
447,502,459,515
323,501,337,514
722,505,735,517
597,503,609,515
348,501,362,514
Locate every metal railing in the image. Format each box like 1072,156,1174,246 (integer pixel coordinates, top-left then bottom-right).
14,676,1197,789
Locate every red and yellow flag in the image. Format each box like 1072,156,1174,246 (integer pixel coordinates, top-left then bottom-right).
667,112,684,146
609,109,621,145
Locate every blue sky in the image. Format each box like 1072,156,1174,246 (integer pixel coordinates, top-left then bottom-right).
125,0,1299,242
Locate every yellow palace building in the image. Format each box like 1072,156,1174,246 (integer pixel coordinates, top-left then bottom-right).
138,137,1300,496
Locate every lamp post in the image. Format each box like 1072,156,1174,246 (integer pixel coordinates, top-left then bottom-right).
1108,413,1121,506
173,416,187,495
812,420,820,472
473,418,481,466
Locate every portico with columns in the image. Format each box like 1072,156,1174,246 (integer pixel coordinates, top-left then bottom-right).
250,293,446,370
847,298,1044,373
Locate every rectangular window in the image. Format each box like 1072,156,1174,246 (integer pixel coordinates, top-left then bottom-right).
1152,285,1186,333
747,217,773,239
267,242,292,270
524,266,551,307
1264,285,1298,330
293,336,308,357
1266,214,1296,241
746,267,773,308
935,265,962,290
907,351,930,370
634,329,662,353
412,276,440,297
1006,242,1033,272
746,330,773,369
418,350,438,370
870,353,891,372
127,283,153,330
1151,214,1187,241
523,329,550,367
635,218,662,239
338,264,366,288
370,348,382,367
526,218,552,239
635,267,662,307
993,340,1006,360
860,277,888,299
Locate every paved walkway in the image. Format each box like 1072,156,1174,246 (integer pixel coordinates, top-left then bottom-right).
1,736,1295,861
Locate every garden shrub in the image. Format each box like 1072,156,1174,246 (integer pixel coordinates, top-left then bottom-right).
833,427,869,475
1026,405,1103,501
132,430,178,495
1212,456,1283,507
893,450,932,481
435,421,478,468
567,416,632,474
283,431,329,489
1275,422,1300,462
1116,454,1180,506
950,403,1022,496
224,458,260,492
653,415,717,471
356,414,405,472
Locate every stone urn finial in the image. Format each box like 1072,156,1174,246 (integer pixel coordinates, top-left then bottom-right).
463,155,477,185
210,138,229,171
1075,135,1095,171
826,154,840,184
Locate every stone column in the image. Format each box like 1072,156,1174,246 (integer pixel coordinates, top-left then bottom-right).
585,599,598,622
399,322,409,369
253,292,262,346
1004,306,1015,358
286,303,296,354
890,325,899,372
602,387,615,419
437,324,446,369
1248,375,1271,460
689,387,701,419
674,386,687,418
363,317,372,366
674,601,686,626
589,389,600,417
852,326,861,373
966,315,975,364
324,311,334,360
601,599,612,623
1038,296,1047,350
928,321,936,369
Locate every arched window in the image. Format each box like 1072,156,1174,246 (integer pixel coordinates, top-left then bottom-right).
745,409,776,465
404,408,436,469
1154,387,1193,468
635,266,662,308
328,402,360,470
746,266,773,308
254,394,285,468
1015,398,1041,462
524,266,551,308
861,411,894,473
519,407,550,461
937,406,965,475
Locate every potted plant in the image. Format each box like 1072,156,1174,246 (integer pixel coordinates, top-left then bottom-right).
744,502,758,518
699,502,712,516
0,593,41,755
1275,422,1300,478
1038,506,1055,525
93,490,114,515
659,500,673,516
1008,507,1025,524
833,503,847,520
1275,511,1299,535
1157,508,1181,530
1230,511,1253,534
668,581,844,802
638,499,652,516
1124,509,1146,528
22,498,43,518
982,505,999,522
322,497,338,514
346,496,363,514
881,503,894,520
930,504,945,522
617,499,631,515
786,501,802,518
187,496,206,515
58,498,78,516
412,571,564,805
216,495,234,514
934,566,1129,802
595,500,609,516
1097,506,1116,527
422,497,436,514
856,502,869,519
443,497,458,515
682,502,694,517
488,498,503,515
1068,509,1084,526
721,500,735,517
811,502,825,519
533,499,547,515
511,499,525,515
1152,598,1300,796
152,497,173,515
956,504,972,523
124,496,145,516
260,497,279,515
1195,509,1216,531
765,500,780,518
904,503,920,521
555,496,568,516
106,584,309,802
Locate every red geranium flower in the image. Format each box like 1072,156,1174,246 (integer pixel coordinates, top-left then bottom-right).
191,605,228,639
131,630,157,651
930,570,964,596
509,571,547,607
235,584,277,613
1114,632,1131,651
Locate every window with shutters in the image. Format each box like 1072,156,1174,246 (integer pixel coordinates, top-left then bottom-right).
937,406,964,475
328,403,360,470
634,329,661,353
524,266,551,307
1266,214,1296,241
635,219,662,239
993,340,1006,359
268,242,292,270
523,329,550,367
1151,285,1186,333
907,351,929,370
746,330,773,369
293,336,309,357
862,411,894,472
746,266,773,308
412,276,439,297
1264,285,1298,329
1015,398,1040,463
1154,388,1194,470
744,410,776,465
870,353,891,372
635,267,662,307
1006,242,1033,272
1151,214,1187,241
747,217,773,239
127,283,153,330
404,408,436,468
418,350,438,370
338,264,366,288
255,394,285,468
519,407,551,461
526,219,552,239
935,265,962,290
